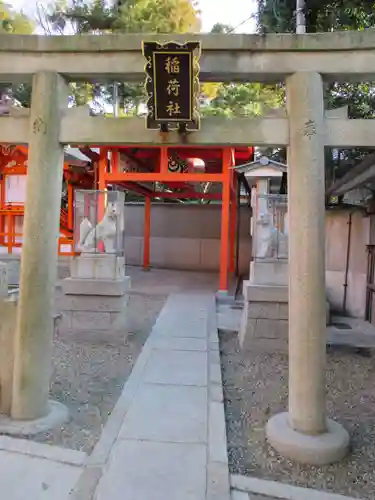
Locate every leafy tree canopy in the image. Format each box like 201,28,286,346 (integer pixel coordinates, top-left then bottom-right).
44,0,200,34
39,0,200,112
0,1,34,34
256,0,375,186
0,2,34,105
257,0,375,34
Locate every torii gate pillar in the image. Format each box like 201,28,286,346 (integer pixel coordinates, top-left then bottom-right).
266,72,350,465
10,72,69,426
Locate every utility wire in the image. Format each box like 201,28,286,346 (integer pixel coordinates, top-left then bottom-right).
228,14,255,33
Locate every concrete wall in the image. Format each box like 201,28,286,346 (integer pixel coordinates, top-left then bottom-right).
325,208,368,318
123,202,252,274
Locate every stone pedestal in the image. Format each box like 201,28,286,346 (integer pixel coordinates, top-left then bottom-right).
250,259,288,286
239,281,331,353
239,281,288,352
0,262,8,299
70,253,125,280
60,254,131,334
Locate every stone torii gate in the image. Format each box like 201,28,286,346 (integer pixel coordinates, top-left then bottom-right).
1,30,375,463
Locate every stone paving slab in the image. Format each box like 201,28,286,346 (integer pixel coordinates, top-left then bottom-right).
142,349,208,386
232,491,276,500
0,447,83,500
118,383,207,443
95,440,207,500
151,336,208,351
230,475,360,500
87,291,230,500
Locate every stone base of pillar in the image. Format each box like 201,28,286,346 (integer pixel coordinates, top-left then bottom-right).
0,293,65,425
266,412,350,465
239,281,331,353
60,255,131,335
0,400,69,436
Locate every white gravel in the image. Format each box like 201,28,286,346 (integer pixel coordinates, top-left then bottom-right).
220,331,375,500
30,292,166,453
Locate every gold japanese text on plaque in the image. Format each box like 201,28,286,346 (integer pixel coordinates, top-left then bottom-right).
142,41,201,131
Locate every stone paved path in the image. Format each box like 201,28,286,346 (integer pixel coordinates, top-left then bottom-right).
230,476,361,500
0,436,85,499
76,291,230,500
232,491,276,500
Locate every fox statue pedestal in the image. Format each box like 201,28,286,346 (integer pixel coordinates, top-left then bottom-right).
250,259,288,287
60,254,131,336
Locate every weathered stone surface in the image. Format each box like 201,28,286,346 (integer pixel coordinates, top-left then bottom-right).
3,260,19,286
250,260,288,287
61,294,127,312
285,71,327,436
3,31,375,84
246,303,280,320
256,319,288,340
0,447,83,500
71,311,111,331
0,298,17,414
279,303,289,320
94,440,206,500
119,384,207,443
70,255,125,280
62,276,130,296
207,462,230,500
0,263,7,299
142,350,207,387
11,72,68,421
243,282,288,303
209,401,228,464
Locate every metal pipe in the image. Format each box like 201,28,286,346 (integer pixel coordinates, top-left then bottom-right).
296,0,306,34
343,212,353,314
113,83,119,117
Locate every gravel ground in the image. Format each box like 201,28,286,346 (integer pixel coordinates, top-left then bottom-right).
30,292,166,453
220,331,375,500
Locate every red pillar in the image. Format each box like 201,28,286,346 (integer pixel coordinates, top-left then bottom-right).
159,147,169,174
143,196,151,270
97,148,107,253
67,183,74,229
0,178,4,245
7,213,12,254
229,169,237,274
112,148,119,174
219,148,231,292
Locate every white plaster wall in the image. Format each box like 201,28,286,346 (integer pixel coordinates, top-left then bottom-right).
5,176,27,204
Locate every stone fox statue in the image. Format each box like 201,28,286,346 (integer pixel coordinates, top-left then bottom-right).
79,202,122,253
257,212,288,259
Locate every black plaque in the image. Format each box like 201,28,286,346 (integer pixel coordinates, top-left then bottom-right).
142,41,201,131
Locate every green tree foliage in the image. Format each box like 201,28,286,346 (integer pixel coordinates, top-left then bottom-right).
257,0,375,34
0,1,34,34
256,0,375,185
41,0,200,113
46,0,200,34
202,82,284,117
0,2,34,105
202,20,284,118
